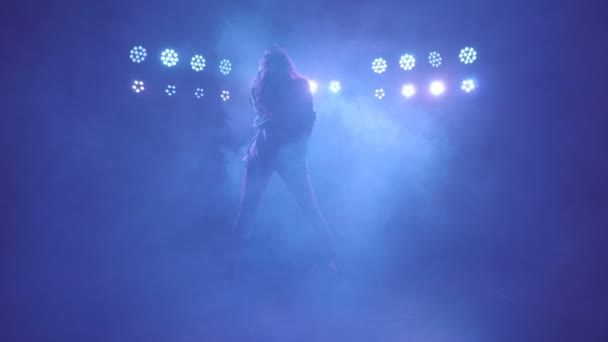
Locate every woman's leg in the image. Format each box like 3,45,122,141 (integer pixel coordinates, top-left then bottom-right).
229,150,274,277
276,155,337,270
233,157,273,244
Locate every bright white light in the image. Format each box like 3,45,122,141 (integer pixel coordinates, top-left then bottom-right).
161,49,179,67
191,55,206,72
371,58,388,74
329,81,341,93
428,51,442,67
195,88,204,98
130,46,147,63
374,88,385,99
459,47,477,64
219,59,232,75
132,80,144,93
221,90,230,101
399,54,416,70
461,79,476,93
308,80,318,93
401,84,416,97
165,84,176,96
430,81,445,95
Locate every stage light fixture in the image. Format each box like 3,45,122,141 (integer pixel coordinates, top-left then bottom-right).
329,81,341,93
374,88,386,99
401,84,416,97
461,79,475,93
132,80,144,93
165,84,176,96
130,46,147,63
308,80,318,93
399,54,416,70
459,47,477,64
161,49,179,67
372,58,388,74
221,90,230,101
219,59,232,75
195,88,204,98
430,81,445,95
191,55,206,72
428,51,442,67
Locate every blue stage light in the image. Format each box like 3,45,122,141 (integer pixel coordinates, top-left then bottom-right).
195,88,204,98
374,88,386,99
401,84,416,97
461,79,476,93
130,46,147,63
161,49,179,67
399,54,416,71
459,47,477,64
219,59,232,75
191,55,206,72
132,80,144,93
428,51,442,67
372,58,388,74
430,81,445,95
308,80,318,93
165,84,176,96
221,90,230,101
329,81,341,93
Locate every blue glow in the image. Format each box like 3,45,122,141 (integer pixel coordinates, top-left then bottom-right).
221,90,230,101
161,49,179,67
195,88,204,99
374,88,385,99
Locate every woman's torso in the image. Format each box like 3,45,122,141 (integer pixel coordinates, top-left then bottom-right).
252,76,316,144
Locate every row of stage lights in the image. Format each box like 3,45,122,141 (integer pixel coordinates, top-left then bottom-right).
131,78,476,101
130,46,233,75
131,81,231,101
370,47,477,73
129,45,477,75
307,79,475,96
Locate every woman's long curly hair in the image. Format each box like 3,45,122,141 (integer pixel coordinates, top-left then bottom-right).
251,47,305,114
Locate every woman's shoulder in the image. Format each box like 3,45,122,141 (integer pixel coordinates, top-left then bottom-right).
293,75,308,82
291,76,310,90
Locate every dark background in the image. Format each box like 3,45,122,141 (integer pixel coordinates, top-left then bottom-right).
1,0,607,340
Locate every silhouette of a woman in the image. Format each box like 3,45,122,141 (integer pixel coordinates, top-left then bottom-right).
233,47,336,272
